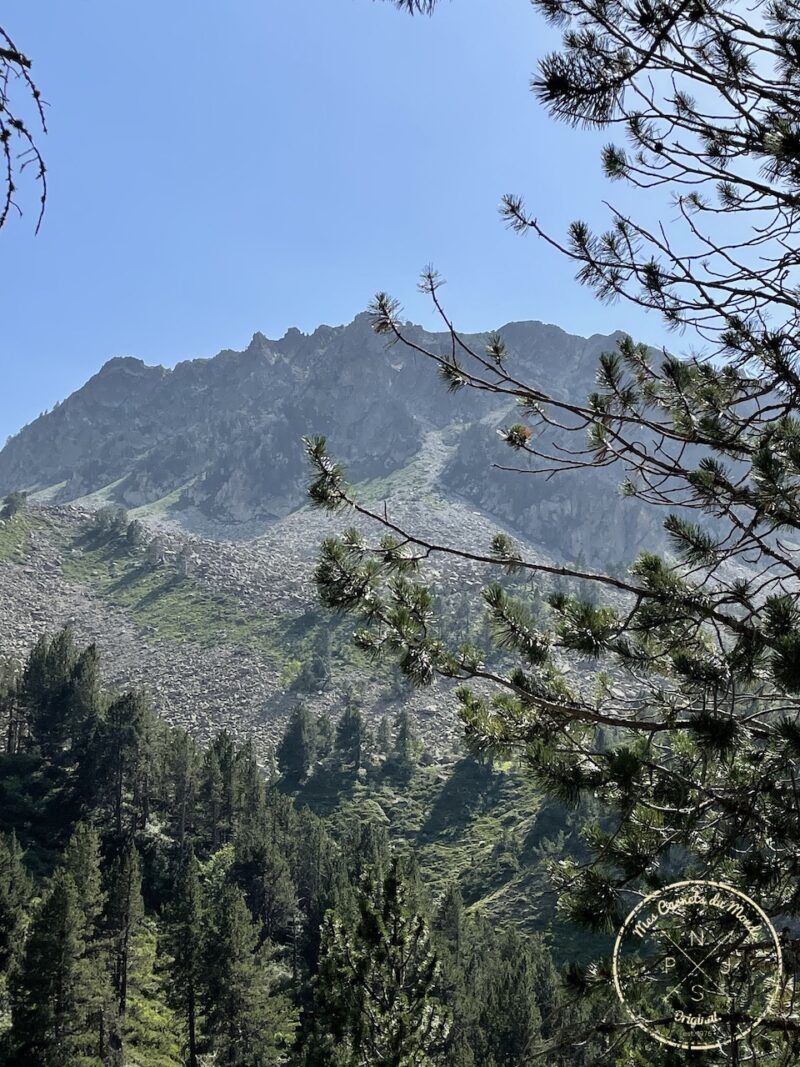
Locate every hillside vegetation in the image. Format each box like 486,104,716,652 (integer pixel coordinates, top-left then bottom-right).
0,629,610,1066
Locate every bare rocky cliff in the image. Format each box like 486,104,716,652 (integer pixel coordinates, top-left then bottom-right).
0,314,650,566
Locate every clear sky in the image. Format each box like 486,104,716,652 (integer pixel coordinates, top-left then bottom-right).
0,0,662,443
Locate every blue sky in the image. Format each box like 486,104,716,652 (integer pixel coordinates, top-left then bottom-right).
0,0,661,442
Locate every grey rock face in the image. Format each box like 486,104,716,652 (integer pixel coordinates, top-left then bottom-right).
0,314,655,565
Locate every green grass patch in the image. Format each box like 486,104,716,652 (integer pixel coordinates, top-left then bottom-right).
354,452,435,503
61,535,284,657
405,764,611,961
0,511,45,564
59,525,372,676
292,753,602,958
73,475,128,507
29,480,68,502
130,480,195,519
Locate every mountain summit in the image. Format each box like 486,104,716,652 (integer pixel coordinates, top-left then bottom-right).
0,314,651,564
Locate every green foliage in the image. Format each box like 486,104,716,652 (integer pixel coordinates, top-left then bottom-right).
302,6,800,1059
0,504,41,563
375,714,392,755
0,833,29,973
162,846,203,1066
9,869,101,1066
499,423,533,449
59,528,281,656
202,883,296,1066
126,519,146,549
107,844,146,1018
0,633,607,1065
54,516,369,701
306,860,450,1066
0,490,27,521
388,707,419,778
123,924,183,1066
92,505,129,540
276,705,319,783
335,700,367,772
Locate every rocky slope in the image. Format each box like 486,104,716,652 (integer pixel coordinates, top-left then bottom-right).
0,314,658,565
0,425,573,757
0,312,670,753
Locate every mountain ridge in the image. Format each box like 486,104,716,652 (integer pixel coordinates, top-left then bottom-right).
1,312,645,564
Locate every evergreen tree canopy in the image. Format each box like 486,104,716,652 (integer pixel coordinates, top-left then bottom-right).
309,860,450,1067
9,869,95,1066
390,708,418,775
0,632,582,1066
203,881,296,1067
106,842,145,1021
306,0,800,1057
276,705,318,783
0,833,29,973
335,700,367,771
163,845,203,1067
0,490,27,520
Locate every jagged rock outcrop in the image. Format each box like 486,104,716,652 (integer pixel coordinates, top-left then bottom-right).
0,314,649,565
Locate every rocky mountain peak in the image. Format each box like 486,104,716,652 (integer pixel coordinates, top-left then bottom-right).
0,315,653,565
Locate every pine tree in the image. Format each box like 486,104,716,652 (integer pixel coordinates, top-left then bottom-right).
291,810,346,976
20,628,78,759
375,715,391,756
63,823,108,952
309,859,450,1067
163,845,203,1067
235,739,265,826
65,644,104,795
233,805,297,944
9,870,90,1066
169,727,198,848
122,920,183,1066
176,543,194,578
106,843,145,1023
316,710,335,760
65,643,102,738
201,744,225,850
202,882,295,1066
306,0,800,1056
276,705,318,783
210,731,238,843
1,660,22,755
0,629,608,1066
390,708,417,777
335,701,366,772
0,833,29,975
100,691,149,836
63,823,115,1064
0,490,27,520
92,505,127,540
473,932,544,1067
433,882,464,965
125,518,145,550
